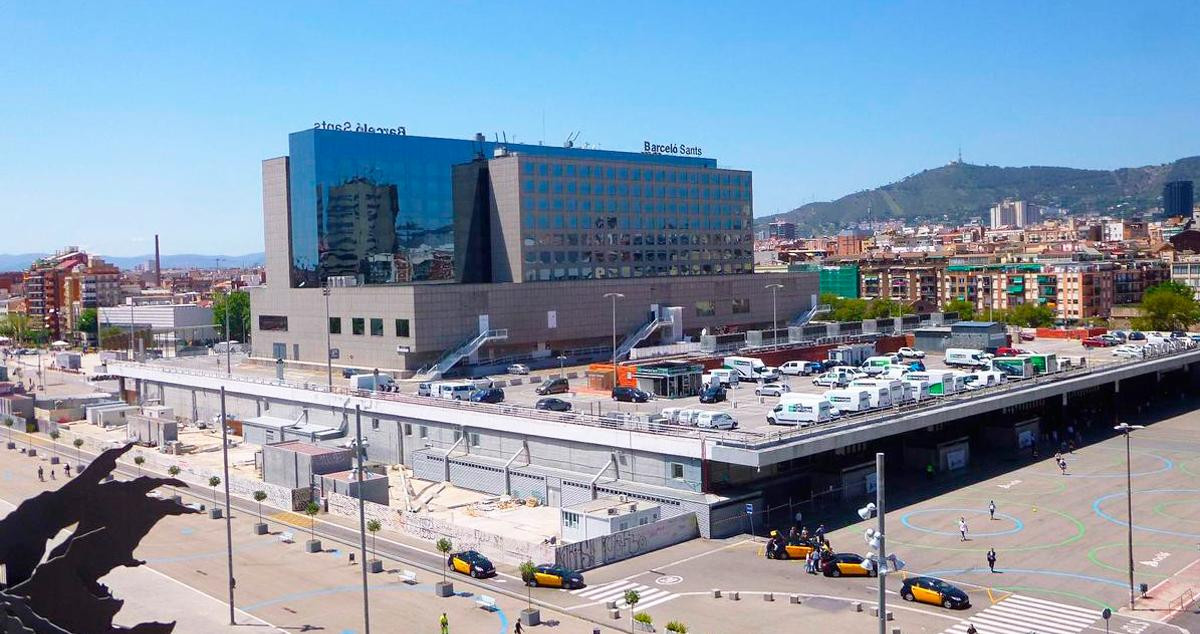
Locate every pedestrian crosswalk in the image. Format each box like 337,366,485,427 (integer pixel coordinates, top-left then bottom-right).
942,594,1099,634
569,579,680,611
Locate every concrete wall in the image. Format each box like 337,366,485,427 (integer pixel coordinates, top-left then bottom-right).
556,512,699,571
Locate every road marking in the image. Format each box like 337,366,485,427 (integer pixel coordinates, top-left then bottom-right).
997,479,1022,489
655,575,682,585
569,580,680,611
1137,551,1171,568
941,594,1098,634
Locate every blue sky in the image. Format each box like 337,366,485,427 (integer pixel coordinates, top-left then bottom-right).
2,2,1198,256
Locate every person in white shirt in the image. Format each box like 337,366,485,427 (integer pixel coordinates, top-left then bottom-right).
959,517,968,541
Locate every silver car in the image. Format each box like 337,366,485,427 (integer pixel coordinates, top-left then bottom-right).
507,364,530,375
754,382,792,397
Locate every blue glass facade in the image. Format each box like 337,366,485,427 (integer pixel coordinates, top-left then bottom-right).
288,129,716,287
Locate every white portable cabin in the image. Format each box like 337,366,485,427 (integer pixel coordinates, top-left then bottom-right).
823,388,873,413
848,378,902,407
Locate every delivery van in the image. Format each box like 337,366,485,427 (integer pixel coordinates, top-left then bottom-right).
723,356,779,382
436,381,476,400
945,348,989,368
823,388,873,413
348,373,396,391
861,356,897,376
767,394,833,426
694,411,738,430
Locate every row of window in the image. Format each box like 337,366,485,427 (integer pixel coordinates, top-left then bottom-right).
696,299,750,317
523,179,748,201
522,263,751,281
524,231,749,247
524,249,749,265
329,317,410,338
522,198,748,216
520,161,747,187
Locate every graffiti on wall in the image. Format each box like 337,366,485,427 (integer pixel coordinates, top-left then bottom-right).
557,512,699,571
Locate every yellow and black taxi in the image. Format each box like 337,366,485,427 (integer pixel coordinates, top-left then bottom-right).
526,564,585,589
900,576,970,609
820,552,877,577
447,550,496,579
764,534,817,561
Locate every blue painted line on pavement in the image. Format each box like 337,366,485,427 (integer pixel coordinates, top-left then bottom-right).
900,508,1024,537
1093,489,1200,538
921,567,1128,588
1057,453,1173,479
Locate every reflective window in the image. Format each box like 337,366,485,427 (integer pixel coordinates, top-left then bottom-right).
395,318,410,337
329,317,341,334
259,315,288,331
352,317,365,335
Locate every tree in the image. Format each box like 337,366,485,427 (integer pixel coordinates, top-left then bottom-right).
943,298,976,322
254,490,268,524
367,519,381,561
212,291,251,343
167,465,181,497
1133,283,1200,331
519,560,537,609
305,501,320,542
1003,303,1055,328
866,298,914,319
208,475,221,505
76,309,97,340
624,589,641,633
49,430,59,444
133,455,145,477
0,313,30,345
666,620,689,633
436,537,453,583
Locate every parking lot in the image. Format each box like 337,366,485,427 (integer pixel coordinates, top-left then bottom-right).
474,336,1124,434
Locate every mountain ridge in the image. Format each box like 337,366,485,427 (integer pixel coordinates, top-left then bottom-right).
757,156,1200,233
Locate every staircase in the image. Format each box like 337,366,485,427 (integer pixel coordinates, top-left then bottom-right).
614,315,673,360
789,303,830,328
414,328,509,381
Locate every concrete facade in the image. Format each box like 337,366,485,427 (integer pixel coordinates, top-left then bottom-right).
261,441,353,490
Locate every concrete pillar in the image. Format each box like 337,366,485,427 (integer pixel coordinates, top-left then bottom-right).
712,589,721,598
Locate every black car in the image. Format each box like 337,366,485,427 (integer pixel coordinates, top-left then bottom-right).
341,367,366,379
470,387,505,403
900,576,970,609
447,550,496,578
612,386,650,403
698,384,726,404
536,377,570,395
535,397,572,412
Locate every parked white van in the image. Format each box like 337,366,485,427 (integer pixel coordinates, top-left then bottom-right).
963,370,1005,389
861,356,897,376
702,368,739,387
348,373,396,391
768,394,833,426
945,348,989,368
880,366,910,381
723,356,779,382
824,388,873,413
694,411,738,430
436,381,476,400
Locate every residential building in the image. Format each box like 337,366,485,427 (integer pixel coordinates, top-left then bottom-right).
1171,253,1200,301
22,249,121,341
834,228,869,257
989,199,1037,229
851,253,946,311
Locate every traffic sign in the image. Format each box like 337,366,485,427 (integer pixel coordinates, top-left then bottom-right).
329,348,340,360
745,503,754,515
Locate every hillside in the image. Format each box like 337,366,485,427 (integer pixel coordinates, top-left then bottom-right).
757,156,1200,233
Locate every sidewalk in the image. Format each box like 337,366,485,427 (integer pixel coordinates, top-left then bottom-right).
1126,556,1200,620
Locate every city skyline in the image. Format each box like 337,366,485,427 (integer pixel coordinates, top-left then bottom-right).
3,2,1199,256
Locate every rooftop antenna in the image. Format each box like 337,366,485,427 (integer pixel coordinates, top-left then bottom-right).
564,131,580,148
502,131,507,144
957,145,963,164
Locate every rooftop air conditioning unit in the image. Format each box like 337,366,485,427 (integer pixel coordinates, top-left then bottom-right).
629,503,637,512
607,508,618,515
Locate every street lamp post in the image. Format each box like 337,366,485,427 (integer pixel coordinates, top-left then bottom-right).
603,293,624,391
355,406,371,634
765,284,783,347
220,387,236,624
1114,422,1144,609
875,452,887,634
323,286,333,389
557,354,567,378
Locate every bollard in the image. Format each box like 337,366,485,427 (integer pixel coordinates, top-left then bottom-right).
790,594,801,605
853,602,863,613
606,600,616,610
892,628,901,634
886,611,894,621
871,607,879,617
609,609,620,620
712,589,721,599
729,591,740,601
763,592,774,602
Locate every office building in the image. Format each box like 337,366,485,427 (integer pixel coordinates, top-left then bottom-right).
251,128,817,375
767,220,796,240
1164,180,1194,218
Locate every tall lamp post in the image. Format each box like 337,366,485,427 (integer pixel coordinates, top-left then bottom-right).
557,354,567,378
323,286,333,389
1114,422,1144,609
765,284,783,347
603,293,624,391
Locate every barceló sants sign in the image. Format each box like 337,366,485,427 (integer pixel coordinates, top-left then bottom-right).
643,141,702,157
314,120,406,136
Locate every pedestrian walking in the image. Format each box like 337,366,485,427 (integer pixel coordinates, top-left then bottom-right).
49,468,55,480
959,517,968,541
925,463,934,479
64,464,70,477
966,624,977,634
440,612,449,634
515,619,523,634
987,548,997,573
815,524,825,543
805,549,815,574
1059,458,1068,476
37,466,43,481
988,500,996,520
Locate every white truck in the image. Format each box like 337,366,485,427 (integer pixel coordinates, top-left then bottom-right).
348,373,396,391
823,388,873,413
768,394,833,426
944,348,990,368
702,368,740,387
723,356,779,382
